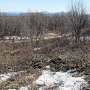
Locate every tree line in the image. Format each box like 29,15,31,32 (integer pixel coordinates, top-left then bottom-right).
0,1,90,43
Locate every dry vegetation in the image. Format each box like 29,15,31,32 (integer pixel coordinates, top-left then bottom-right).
0,1,90,90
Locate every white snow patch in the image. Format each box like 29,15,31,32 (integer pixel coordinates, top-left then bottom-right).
0,70,26,83
7,85,31,90
34,70,87,90
8,89,17,90
19,86,29,90
3,36,30,40
4,36,21,40
0,72,17,83
33,48,41,51
44,33,61,39
19,85,31,90
46,65,50,69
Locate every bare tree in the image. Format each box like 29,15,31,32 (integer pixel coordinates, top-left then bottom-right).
0,13,5,38
68,1,88,43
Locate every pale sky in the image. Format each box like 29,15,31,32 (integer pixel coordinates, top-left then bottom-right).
0,0,90,13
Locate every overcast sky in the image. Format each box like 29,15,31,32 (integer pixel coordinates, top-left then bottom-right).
0,0,90,13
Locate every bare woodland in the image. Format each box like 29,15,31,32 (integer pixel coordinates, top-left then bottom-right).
0,1,90,90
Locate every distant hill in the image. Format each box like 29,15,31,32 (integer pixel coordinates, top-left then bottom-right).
1,12,21,16
42,11,66,16
1,12,66,16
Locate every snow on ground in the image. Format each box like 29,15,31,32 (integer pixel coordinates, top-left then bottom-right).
0,69,87,90
44,33,61,39
19,86,30,90
3,36,30,40
0,72,17,83
0,70,26,84
33,47,41,51
8,89,17,90
7,86,31,90
0,71,31,90
34,70,87,90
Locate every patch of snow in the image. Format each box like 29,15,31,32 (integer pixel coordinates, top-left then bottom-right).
7,85,31,90
34,70,87,90
8,89,17,90
0,70,28,84
67,68,76,74
0,72,17,83
46,65,50,69
44,33,61,39
3,36,30,40
33,48,41,51
19,85,31,90
21,36,30,40
4,36,21,40
19,87,28,90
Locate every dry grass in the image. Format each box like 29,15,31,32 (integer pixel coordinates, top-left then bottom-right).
0,68,41,90
0,37,90,89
